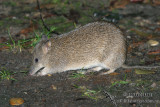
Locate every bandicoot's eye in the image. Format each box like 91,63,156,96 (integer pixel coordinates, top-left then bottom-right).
35,58,38,63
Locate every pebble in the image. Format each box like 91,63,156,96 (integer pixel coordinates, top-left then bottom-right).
148,40,159,46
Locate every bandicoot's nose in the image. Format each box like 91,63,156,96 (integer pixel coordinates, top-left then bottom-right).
28,69,35,76
29,66,34,76
29,72,38,76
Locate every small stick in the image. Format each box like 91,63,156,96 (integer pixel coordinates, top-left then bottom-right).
103,90,117,107
36,0,59,35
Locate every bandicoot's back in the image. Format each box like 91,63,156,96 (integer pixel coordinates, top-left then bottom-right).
30,22,126,76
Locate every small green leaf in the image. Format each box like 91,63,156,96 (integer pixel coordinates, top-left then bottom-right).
111,80,129,87
135,69,155,75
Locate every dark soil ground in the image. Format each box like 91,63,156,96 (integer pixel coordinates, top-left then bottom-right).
0,0,160,107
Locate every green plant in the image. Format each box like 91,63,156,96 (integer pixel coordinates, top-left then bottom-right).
72,84,101,100
29,26,57,47
0,29,27,52
111,80,129,87
0,27,57,52
111,73,129,87
69,68,86,78
28,33,41,47
19,70,29,75
0,67,16,81
44,26,57,37
82,89,100,100
8,29,16,49
69,72,85,79
135,80,152,91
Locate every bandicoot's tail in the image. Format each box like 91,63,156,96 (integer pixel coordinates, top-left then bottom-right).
122,64,160,69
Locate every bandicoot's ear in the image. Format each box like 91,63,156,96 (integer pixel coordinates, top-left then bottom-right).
42,40,51,54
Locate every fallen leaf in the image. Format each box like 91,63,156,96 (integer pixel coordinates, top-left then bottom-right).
135,69,155,74
148,50,160,55
131,41,143,47
16,22,37,38
153,0,160,5
128,41,144,52
110,0,130,10
33,12,55,19
155,56,160,61
0,46,10,51
130,29,152,38
109,72,120,75
124,70,132,73
42,13,55,18
130,0,144,3
127,45,132,52
51,85,57,90
10,98,24,106
0,37,7,43
156,27,160,31
47,74,52,76
19,24,37,35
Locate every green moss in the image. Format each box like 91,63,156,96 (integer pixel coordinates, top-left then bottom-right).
0,67,16,81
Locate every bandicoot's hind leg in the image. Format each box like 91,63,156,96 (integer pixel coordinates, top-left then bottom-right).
91,67,104,71
100,50,125,75
84,67,104,74
76,66,104,74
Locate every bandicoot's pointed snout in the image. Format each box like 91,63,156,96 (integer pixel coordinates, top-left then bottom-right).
28,71,34,76
29,67,45,76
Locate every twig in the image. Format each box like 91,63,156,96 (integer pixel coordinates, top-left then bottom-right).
103,90,117,107
36,0,59,35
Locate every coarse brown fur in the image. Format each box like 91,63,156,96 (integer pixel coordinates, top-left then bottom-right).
30,22,126,76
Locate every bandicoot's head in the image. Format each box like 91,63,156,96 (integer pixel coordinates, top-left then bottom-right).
29,35,52,76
